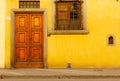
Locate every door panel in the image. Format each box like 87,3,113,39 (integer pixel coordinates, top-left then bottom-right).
31,47,43,61
16,32,27,43
30,14,43,29
15,13,44,68
30,14,43,63
32,32,41,43
15,14,29,31
15,14,29,64
16,47,28,62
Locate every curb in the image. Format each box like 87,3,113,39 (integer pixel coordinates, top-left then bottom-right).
1,75,120,79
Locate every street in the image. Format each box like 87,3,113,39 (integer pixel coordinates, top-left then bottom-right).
1,69,120,81
1,78,120,81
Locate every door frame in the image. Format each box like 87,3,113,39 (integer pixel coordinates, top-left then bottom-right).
11,9,48,68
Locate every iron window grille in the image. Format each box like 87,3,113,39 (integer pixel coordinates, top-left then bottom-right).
55,0,83,30
19,0,40,8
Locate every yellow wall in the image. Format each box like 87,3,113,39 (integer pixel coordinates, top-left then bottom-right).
5,0,18,68
5,0,120,68
44,0,120,68
0,0,6,68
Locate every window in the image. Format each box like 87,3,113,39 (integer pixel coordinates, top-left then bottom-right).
107,35,115,46
19,0,40,8
108,36,114,45
55,0,83,30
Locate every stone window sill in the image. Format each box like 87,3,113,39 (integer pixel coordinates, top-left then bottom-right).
48,30,89,36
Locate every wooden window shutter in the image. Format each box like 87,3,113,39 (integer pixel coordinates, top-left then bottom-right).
55,1,83,30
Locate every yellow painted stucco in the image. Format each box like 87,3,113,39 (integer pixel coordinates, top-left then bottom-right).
5,0,120,68
5,0,18,68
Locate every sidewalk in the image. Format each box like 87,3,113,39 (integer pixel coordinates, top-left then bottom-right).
0,68,120,79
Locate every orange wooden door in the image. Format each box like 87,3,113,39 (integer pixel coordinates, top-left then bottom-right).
15,13,44,68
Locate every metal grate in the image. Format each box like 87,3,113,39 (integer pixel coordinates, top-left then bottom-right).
19,1,40,8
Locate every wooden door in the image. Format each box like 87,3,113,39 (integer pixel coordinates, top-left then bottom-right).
15,13,44,68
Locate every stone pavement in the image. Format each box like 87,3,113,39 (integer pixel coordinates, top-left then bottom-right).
0,68,120,79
